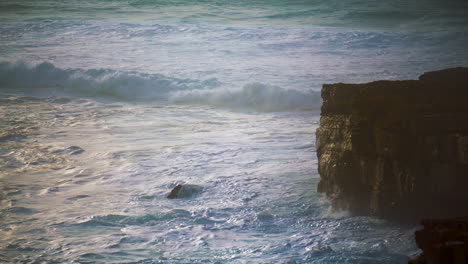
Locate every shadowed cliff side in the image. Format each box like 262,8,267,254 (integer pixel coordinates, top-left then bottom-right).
316,67,468,222
409,216,468,264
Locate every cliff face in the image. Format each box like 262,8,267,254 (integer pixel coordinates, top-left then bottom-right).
409,216,468,264
316,67,468,222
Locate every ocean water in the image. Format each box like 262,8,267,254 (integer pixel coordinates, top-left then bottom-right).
1,0,468,263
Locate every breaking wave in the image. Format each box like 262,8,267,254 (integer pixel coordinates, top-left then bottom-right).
0,61,216,100
0,61,321,112
170,83,321,112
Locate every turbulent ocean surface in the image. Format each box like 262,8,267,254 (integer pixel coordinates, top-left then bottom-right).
1,0,468,263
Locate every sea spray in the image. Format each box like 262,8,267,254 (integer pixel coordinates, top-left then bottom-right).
0,61,322,111
169,82,322,111
1,0,467,262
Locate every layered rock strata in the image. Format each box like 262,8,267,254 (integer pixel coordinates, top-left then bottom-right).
316,67,468,222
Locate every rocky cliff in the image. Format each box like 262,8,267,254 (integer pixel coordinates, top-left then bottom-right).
409,216,468,264
316,67,468,222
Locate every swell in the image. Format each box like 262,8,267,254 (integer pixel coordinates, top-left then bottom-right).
0,61,321,112
2,0,467,30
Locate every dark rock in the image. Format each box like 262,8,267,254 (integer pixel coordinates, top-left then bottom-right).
409,216,468,264
167,185,182,199
67,146,85,155
52,146,84,155
316,67,468,222
167,184,203,199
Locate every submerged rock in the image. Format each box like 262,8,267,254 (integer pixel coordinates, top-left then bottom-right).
67,146,85,155
167,184,203,199
316,67,468,222
52,146,85,155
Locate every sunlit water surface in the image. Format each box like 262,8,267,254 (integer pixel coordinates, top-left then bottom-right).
2,0,468,263
0,97,418,263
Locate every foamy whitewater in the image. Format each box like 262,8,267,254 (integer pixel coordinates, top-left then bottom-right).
1,0,468,263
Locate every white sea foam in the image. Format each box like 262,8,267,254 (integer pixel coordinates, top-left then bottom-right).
0,61,196,100
2,0,463,261
0,61,321,112
169,82,321,112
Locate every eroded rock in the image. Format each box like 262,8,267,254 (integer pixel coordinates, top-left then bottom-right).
316,67,468,222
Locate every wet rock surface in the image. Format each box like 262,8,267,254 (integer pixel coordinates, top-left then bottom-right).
167,184,204,199
316,67,468,222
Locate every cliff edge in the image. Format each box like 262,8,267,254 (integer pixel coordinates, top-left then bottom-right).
316,67,468,222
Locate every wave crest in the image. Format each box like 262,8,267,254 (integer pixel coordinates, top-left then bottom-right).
170,82,321,112
0,61,321,112
0,61,216,100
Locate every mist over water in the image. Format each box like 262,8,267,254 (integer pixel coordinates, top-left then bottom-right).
1,0,467,263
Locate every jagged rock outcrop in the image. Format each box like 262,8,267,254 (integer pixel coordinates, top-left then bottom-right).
316,67,468,222
409,216,468,264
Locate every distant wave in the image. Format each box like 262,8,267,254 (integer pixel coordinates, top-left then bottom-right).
1,0,467,31
0,61,321,112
